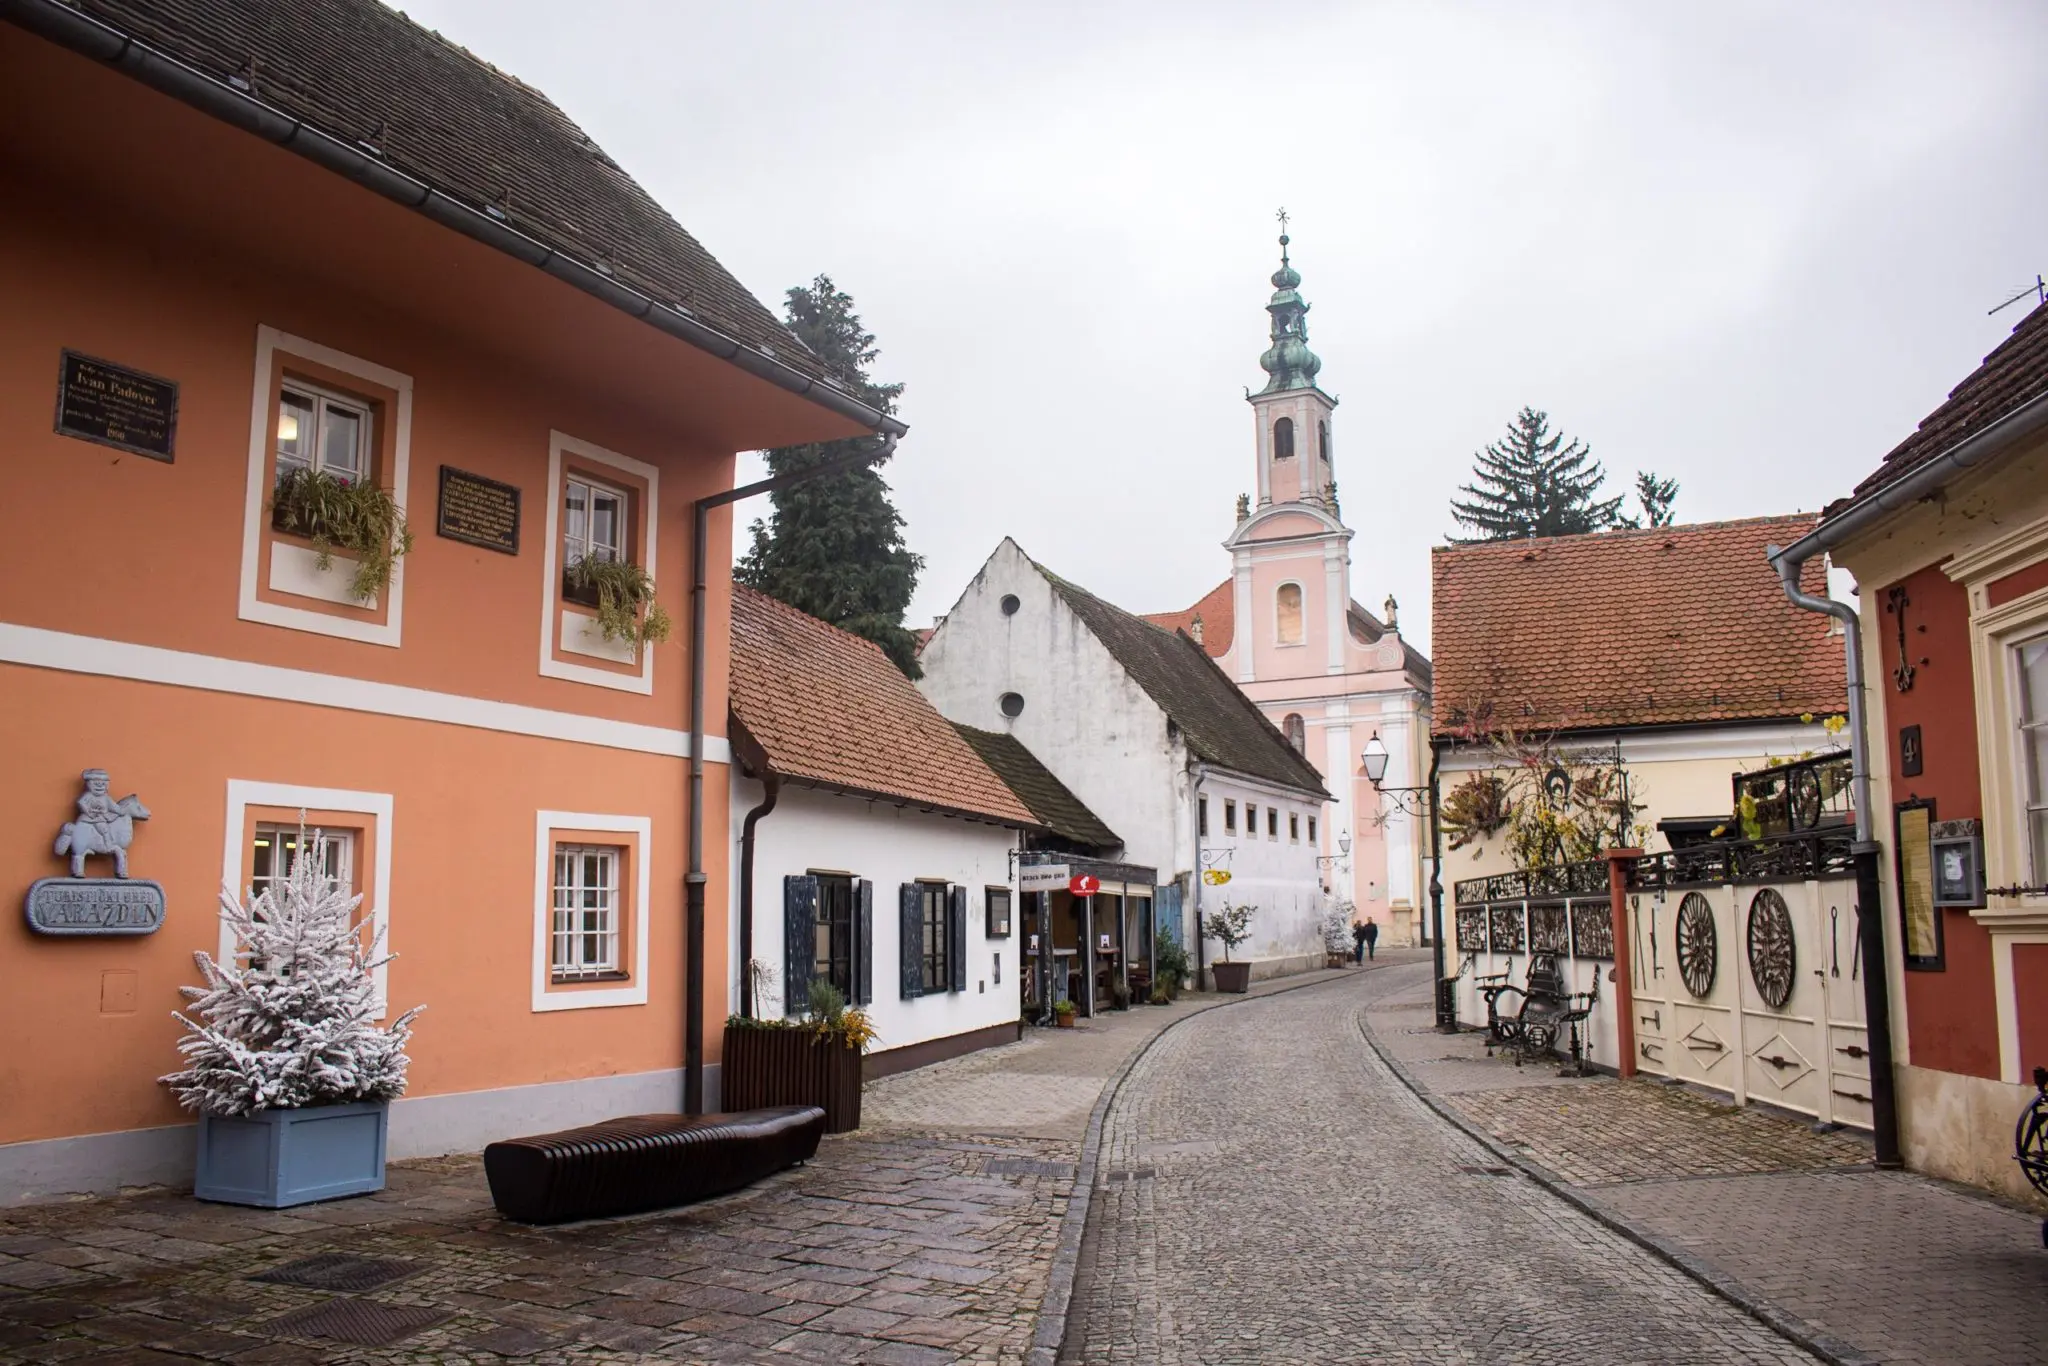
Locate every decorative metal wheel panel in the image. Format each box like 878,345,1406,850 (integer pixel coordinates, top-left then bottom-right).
1746,887,1797,1009
1789,766,1825,832
1569,901,1615,959
1529,903,1570,955
1489,905,1526,954
1675,893,1718,999
1455,907,1487,954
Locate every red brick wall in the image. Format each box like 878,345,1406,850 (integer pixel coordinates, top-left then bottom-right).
1880,565,1998,1079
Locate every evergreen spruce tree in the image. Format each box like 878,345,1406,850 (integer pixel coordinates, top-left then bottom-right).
1449,407,1625,542
1630,470,1680,527
737,276,924,677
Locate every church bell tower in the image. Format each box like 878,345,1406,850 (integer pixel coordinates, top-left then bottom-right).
1249,225,1338,511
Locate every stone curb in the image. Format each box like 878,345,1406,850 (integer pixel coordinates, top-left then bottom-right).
1354,1005,1879,1366
1028,959,1412,1366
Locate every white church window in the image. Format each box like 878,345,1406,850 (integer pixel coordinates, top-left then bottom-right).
1276,583,1304,646
1273,417,1295,460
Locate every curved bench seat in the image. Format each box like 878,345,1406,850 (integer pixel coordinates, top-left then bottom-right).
483,1106,826,1224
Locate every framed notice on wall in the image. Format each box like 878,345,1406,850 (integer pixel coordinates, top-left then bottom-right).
1894,799,1945,971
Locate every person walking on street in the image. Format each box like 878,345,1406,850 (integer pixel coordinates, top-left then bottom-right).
1351,920,1369,965
1363,918,1379,961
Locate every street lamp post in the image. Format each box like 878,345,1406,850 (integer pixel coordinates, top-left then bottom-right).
1361,731,1454,1032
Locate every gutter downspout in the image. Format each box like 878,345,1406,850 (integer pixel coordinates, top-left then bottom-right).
1190,761,1208,991
685,436,898,1114
736,771,781,1020
1,0,910,442
1428,738,1452,1031
1767,543,1903,1168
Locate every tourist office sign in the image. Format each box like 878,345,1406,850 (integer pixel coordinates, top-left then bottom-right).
1019,864,1070,893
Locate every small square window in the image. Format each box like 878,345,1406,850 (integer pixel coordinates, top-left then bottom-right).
1246,804,1258,837
252,822,353,902
1268,809,1279,839
552,844,624,981
986,887,1013,938
1224,800,1237,834
1290,813,1300,842
1309,816,1319,843
1199,798,1209,837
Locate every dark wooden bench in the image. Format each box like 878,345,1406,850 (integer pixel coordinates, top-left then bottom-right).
483,1106,825,1224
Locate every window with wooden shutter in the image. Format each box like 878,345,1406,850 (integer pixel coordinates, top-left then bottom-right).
783,875,817,1016
898,883,922,999
856,880,874,1005
948,885,967,993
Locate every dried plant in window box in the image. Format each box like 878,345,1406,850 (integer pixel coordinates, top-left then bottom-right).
270,468,413,603
564,556,673,645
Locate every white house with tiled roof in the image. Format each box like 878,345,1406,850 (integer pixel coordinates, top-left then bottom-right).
918,540,1331,989
727,586,1041,1078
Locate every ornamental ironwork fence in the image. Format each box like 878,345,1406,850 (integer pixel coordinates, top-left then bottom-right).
1631,828,1856,891
1730,751,1854,839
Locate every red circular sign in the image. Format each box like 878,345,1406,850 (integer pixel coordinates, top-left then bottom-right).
1068,874,1101,897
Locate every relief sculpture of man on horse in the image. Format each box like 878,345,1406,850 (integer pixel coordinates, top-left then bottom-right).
54,768,150,878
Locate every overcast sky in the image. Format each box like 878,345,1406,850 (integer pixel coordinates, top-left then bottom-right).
401,0,2046,652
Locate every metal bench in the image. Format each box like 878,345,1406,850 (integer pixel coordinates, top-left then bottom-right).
1484,953,1600,1075
483,1106,825,1224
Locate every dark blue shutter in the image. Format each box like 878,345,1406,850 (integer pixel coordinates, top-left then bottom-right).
899,883,922,999
783,875,816,1017
948,885,968,994
855,880,874,1006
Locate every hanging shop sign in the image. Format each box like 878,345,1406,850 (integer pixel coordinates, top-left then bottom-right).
24,768,165,935
1019,864,1071,893
54,351,178,462
1202,869,1233,886
1068,874,1101,897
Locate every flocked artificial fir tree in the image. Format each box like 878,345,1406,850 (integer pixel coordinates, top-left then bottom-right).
163,825,421,1116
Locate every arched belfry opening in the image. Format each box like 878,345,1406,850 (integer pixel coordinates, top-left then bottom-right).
1273,416,1295,460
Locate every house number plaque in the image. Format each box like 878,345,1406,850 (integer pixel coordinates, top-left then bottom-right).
54,351,178,462
436,465,521,554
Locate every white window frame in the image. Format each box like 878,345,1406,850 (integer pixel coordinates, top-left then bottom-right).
532,811,651,1011
539,432,659,694
238,326,412,647
221,781,393,1014
561,473,628,577
551,843,623,981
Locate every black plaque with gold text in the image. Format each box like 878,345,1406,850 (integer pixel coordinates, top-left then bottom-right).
54,351,178,461
436,465,522,554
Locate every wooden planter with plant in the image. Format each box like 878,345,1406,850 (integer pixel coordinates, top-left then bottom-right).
565,556,672,646
269,468,413,604
722,983,873,1134
1204,903,1255,993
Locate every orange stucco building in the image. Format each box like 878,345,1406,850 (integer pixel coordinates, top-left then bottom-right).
0,0,897,1202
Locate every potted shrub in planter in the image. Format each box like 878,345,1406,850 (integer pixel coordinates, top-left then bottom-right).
163,826,422,1208
269,468,413,604
1203,903,1256,993
1154,938,1190,1001
1053,998,1078,1028
722,981,875,1134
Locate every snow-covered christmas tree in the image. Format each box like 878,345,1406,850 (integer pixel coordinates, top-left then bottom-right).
163,823,422,1117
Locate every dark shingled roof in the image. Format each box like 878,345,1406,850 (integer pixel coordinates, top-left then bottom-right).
52,0,832,389
1838,299,2048,512
1033,562,1330,800
952,724,1122,851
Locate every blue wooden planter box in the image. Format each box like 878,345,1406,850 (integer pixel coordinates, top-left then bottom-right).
193,1099,389,1207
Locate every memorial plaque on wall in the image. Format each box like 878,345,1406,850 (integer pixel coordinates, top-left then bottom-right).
436,465,521,553
54,351,178,461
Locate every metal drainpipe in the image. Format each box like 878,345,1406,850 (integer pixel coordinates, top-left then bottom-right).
684,435,899,1114
1767,545,1903,1168
736,772,781,1020
1190,761,1208,989
1428,738,1452,1031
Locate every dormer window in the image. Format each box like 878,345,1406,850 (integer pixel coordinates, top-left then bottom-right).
1273,416,1295,460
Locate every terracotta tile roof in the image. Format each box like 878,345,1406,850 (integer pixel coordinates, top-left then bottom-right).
1035,563,1329,800
951,725,1121,851
1430,516,1845,739
1142,580,1233,658
1840,299,2048,510
729,586,1039,828
55,0,832,389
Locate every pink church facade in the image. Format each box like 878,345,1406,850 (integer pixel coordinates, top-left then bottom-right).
1147,235,1433,945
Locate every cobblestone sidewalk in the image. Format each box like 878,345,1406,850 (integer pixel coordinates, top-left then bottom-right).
0,960,1404,1364
1367,972,2048,1366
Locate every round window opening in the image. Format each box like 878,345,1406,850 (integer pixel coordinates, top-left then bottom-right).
1000,594,1021,616
999,692,1025,718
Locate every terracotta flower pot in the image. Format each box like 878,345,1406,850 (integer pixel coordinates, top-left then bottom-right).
1212,961,1251,994
1055,1012,1077,1028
